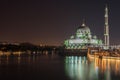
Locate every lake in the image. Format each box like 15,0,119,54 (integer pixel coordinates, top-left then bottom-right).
0,54,120,80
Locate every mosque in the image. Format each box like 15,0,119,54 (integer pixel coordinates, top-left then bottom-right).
64,5,109,49
64,22,103,49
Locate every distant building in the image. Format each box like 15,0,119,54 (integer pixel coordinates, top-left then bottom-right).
64,22,102,49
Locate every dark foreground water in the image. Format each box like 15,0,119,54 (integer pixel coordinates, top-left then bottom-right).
0,54,120,80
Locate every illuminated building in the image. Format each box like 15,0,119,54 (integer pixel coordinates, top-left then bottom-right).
64,22,102,49
104,5,109,49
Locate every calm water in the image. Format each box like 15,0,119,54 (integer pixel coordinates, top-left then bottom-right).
0,54,120,80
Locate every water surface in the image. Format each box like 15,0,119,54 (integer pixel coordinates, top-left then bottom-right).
0,54,120,80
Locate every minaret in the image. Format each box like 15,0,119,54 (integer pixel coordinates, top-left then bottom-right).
104,5,109,49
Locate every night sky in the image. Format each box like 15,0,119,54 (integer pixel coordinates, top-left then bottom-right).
0,0,120,46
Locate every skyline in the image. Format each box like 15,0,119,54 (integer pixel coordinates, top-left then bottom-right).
0,0,120,46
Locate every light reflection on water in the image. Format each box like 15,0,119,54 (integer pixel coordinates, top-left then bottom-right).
0,55,38,65
65,56,120,80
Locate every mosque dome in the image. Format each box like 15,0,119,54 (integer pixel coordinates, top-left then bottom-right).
76,22,91,38
77,23,91,34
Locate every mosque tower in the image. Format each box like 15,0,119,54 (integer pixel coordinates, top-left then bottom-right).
104,5,109,49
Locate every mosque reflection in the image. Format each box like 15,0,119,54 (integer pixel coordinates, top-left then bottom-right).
65,56,120,80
